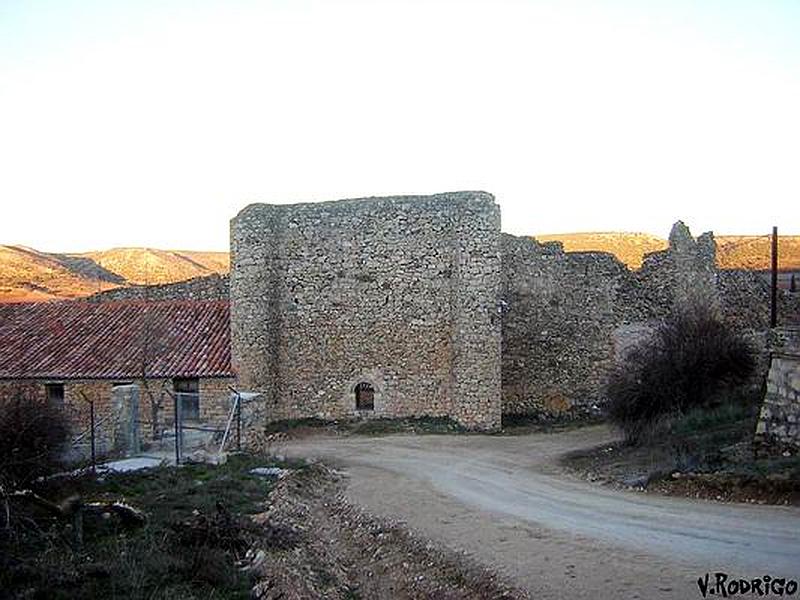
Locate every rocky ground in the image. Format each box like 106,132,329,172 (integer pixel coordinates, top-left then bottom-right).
250,463,526,599
561,439,800,506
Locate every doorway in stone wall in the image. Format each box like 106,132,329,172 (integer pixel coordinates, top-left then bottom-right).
355,382,375,411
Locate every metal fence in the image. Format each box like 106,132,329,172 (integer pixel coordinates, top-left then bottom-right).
66,387,133,471
164,389,244,464
65,386,255,468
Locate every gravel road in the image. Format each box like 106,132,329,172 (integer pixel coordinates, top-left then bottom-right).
281,425,800,599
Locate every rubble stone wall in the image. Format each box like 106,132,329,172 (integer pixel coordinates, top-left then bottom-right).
230,192,502,430
88,273,229,302
500,235,627,416
499,221,796,417
231,191,796,428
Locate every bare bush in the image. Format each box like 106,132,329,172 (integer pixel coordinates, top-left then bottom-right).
606,304,756,444
0,392,70,490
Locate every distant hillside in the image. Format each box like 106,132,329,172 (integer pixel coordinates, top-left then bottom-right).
0,245,229,303
535,233,668,269
535,232,800,272
715,236,800,271
0,246,122,302
78,248,230,285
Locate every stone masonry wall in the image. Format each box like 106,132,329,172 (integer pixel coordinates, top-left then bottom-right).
88,273,229,302
616,221,719,324
199,377,236,424
754,328,800,456
0,376,234,458
500,235,629,416
500,221,795,418
230,192,502,430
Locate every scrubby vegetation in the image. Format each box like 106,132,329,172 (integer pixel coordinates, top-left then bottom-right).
606,305,756,443
0,455,296,599
0,393,70,490
501,411,605,433
563,383,800,505
1,451,526,598
563,310,800,504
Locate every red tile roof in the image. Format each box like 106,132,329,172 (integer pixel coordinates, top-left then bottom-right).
0,300,231,380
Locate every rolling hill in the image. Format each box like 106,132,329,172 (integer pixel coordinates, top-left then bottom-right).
535,233,800,272
0,246,229,303
78,248,230,286
535,232,668,269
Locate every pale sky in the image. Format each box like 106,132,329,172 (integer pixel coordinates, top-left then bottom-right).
1,0,798,252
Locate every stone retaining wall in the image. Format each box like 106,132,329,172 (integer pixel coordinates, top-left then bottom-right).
754,328,800,456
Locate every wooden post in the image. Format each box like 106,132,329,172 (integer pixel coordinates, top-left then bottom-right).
771,226,778,329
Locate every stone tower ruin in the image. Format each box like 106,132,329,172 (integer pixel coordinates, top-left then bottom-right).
230,191,502,430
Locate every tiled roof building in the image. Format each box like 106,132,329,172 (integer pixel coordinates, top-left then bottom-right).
0,300,233,447
0,299,230,379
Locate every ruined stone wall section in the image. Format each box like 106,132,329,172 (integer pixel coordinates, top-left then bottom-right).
618,222,719,323
500,234,628,416
718,270,800,330
231,192,501,430
500,221,794,418
232,201,792,425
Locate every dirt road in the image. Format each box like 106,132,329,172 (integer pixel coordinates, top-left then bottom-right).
281,425,800,599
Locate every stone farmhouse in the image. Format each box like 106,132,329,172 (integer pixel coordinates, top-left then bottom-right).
0,300,232,445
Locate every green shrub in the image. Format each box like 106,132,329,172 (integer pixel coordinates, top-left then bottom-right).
606,304,756,444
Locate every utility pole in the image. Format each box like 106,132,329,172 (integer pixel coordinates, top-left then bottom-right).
770,226,778,329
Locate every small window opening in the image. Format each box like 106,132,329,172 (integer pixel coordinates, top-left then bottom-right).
173,377,200,421
355,382,375,411
45,383,64,405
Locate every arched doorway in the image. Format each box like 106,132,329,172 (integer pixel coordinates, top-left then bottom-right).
354,382,375,411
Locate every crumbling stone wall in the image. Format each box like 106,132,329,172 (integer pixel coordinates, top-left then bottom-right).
754,328,800,456
500,235,628,416
500,221,795,418
230,192,502,431
231,191,792,427
618,221,719,323
88,273,229,302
